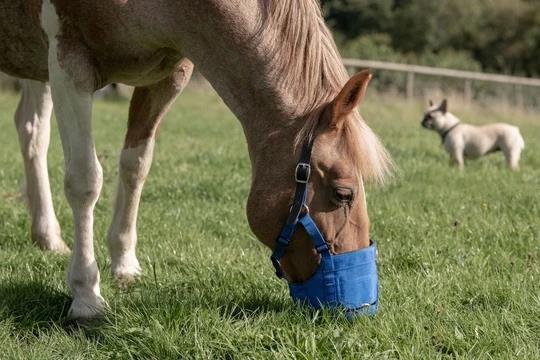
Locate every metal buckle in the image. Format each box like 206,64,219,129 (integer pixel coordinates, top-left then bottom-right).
315,243,329,254
295,162,311,183
289,203,309,214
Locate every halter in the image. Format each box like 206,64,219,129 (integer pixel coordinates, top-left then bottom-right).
270,136,320,279
270,133,379,316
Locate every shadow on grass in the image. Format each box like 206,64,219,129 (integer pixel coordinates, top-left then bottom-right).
0,280,124,352
0,277,288,334
0,280,71,331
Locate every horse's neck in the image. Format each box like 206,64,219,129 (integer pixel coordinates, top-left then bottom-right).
175,0,301,154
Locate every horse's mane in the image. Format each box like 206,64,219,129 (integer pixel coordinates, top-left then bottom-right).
258,1,347,112
258,0,392,184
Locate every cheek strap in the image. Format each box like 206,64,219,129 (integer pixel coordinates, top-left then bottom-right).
271,138,324,279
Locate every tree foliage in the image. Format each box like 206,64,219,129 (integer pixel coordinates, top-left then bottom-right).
322,0,540,76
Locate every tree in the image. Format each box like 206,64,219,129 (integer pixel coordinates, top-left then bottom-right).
321,0,393,40
321,0,540,76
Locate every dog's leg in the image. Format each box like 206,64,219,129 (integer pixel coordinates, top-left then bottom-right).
15,80,69,253
450,151,464,170
505,148,521,171
107,60,193,286
502,132,524,171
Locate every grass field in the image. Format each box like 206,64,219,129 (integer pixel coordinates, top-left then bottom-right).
0,87,539,359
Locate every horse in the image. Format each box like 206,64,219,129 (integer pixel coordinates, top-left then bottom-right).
0,0,391,321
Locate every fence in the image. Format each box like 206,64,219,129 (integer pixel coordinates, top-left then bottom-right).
343,58,540,109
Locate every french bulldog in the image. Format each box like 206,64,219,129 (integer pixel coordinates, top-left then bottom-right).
421,99,524,170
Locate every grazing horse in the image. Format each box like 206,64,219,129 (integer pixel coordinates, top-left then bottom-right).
0,0,391,321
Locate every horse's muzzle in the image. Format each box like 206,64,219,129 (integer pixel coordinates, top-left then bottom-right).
288,241,378,318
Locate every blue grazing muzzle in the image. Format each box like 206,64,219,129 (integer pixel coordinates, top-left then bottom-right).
270,139,379,318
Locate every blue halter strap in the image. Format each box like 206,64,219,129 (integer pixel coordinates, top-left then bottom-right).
270,139,320,278
270,136,379,316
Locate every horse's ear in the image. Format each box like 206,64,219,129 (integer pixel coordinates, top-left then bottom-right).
328,70,372,128
429,100,434,107
440,99,448,113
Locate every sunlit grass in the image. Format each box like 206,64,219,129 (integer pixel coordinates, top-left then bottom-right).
0,87,539,358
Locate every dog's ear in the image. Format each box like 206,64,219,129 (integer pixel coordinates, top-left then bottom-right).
440,99,448,113
429,100,434,107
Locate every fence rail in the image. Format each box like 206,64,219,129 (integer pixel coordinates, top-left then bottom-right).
342,58,540,105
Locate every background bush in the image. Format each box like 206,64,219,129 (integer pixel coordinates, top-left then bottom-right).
322,0,540,77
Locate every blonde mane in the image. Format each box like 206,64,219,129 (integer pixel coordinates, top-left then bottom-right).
259,0,392,183
259,1,346,112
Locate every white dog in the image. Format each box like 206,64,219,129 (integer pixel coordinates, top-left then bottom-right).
421,99,525,170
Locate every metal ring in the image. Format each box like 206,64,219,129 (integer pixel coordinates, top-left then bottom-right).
289,203,309,214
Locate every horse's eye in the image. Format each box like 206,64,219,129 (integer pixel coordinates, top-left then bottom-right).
333,187,354,205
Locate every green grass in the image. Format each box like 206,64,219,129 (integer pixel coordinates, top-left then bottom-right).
0,87,539,359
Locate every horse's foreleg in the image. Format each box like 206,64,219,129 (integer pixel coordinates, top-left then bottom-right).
14,80,69,253
44,15,104,321
49,67,104,320
108,60,193,286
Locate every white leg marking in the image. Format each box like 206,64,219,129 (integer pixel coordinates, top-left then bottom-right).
15,80,69,253
108,138,155,285
42,0,104,320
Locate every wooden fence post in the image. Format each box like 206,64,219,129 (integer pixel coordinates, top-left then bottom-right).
464,79,472,104
515,85,524,111
406,71,414,100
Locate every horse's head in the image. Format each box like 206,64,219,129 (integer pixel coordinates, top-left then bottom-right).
247,70,391,285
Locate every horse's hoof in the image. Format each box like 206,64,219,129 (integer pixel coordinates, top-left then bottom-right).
112,259,141,289
46,241,71,254
33,233,71,254
114,268,142,290
67,295,107,324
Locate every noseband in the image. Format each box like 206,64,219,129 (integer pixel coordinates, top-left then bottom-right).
270,133,379,317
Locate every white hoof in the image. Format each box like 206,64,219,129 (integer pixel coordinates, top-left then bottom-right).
112,257,142,289
67,294,107,322
32,231,70,254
